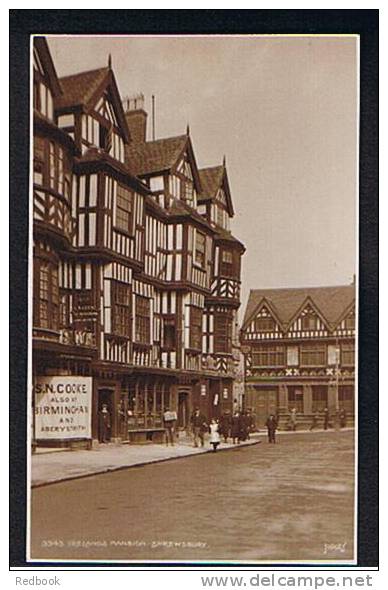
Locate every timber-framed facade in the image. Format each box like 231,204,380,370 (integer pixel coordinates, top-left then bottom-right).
32,37,245,447
240,284,356,429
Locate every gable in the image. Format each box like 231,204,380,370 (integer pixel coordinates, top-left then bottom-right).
287,300,330,336
94,93,119,127
244,301,283,340
333,305,356,336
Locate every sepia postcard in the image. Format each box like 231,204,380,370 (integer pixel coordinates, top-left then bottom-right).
8,16,376,568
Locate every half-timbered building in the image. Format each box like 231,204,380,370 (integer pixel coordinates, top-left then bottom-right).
32,38,245,447
240,284,356,429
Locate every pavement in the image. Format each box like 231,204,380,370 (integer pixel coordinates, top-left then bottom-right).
31,427,353,488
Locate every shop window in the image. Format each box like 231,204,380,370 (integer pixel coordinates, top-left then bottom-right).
135,296,150,344
252,345,285,367
189,306,202,350
112,282,131,337
341,342,355,366
312,385,328,412
214,314,233,353
254,316,275,332
115,184,133,234
194,231,206,268
300,343,326,366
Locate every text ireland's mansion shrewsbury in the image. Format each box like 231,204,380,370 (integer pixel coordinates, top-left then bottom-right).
240,285,356,428
32,38,245,446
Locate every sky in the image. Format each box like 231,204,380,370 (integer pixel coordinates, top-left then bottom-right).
47,35,358,314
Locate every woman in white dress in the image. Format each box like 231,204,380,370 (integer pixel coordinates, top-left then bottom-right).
209,419,221,452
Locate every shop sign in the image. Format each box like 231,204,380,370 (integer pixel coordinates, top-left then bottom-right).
34,376,92,440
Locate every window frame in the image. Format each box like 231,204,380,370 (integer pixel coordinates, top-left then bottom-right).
254,316,276,332
252,344,285,368
112,281,132,338
194,230,206,269
300,343,326,367
189,306,203,351
214,313,233,354
135,296,151,345
115,183,134,235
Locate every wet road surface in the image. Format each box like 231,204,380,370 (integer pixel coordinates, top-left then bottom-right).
31,430,354,563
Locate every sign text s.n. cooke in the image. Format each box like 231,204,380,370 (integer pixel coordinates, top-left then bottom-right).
34,376,92,440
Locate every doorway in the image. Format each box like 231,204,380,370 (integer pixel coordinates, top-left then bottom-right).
98,389,114,442
178,391,189,429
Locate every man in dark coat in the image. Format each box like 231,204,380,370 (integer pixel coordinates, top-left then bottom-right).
239,411,249,442
190,408,207,448
98,403,111,443
219,410,232,443
266,414,277,443
231,412,241,444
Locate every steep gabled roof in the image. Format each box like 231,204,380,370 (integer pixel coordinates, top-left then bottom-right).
33,37,62,97
199,166,224,199
242,284,355,331
198,164,234,217
56,67,109,110
126,134,187,177
55,67,130,142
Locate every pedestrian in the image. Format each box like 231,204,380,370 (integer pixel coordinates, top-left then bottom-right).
239,411,249,442
163,406,177,446
209,419,221,452
231,411,241,444
309,411,319,431
266,414,278,443
190,407,207,448
339,407,347,429
219,410,232,443
289,407,297,432
98,403,111,443
323,407,330,430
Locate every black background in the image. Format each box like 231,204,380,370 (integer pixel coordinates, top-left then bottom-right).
9,9,378,568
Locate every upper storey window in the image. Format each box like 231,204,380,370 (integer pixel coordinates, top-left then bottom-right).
34,138,71,201
254,316,275,332
135,296,150,344
219,249,239,278
115,184,133,234
194,231,206,268
344,315,355,330
301,313,318,331
33,81,54,121
211,203,230,231
81,114,125,163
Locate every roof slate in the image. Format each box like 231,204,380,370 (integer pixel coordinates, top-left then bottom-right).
243,284,355,329
56,67,109,110
198,166,224,200
125,135,187,176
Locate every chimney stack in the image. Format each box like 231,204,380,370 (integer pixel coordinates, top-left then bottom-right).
122,93,147,144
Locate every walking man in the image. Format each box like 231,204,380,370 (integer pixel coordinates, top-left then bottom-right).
266,414,278,444
163,407,177,446
190,407,207,448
